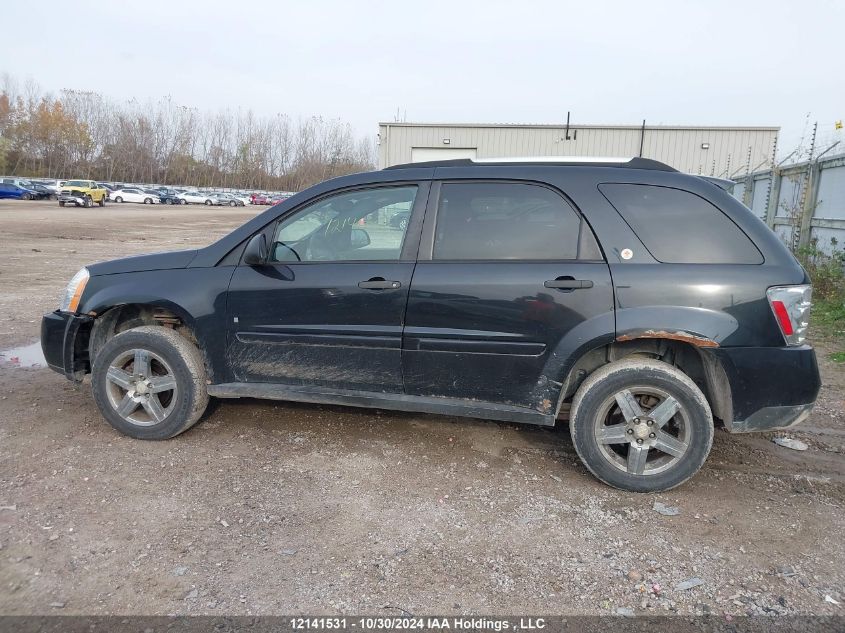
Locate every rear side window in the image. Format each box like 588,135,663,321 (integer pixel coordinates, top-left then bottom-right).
433,182,598,260
599,184,762,264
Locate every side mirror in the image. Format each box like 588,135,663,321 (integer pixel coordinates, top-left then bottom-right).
243,233,268,266
350,228,371,250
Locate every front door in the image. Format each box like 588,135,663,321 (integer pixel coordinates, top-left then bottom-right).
226,183,427,392
403,180,614,408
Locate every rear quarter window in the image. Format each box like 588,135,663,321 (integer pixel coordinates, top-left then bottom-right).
599,183,763,264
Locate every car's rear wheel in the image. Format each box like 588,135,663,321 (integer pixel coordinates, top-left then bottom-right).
229,200,236,207
115,196,123,203
569,357,713,492
91,326,210,440
204,199,212,206
58,201,65,207
180,198,187,205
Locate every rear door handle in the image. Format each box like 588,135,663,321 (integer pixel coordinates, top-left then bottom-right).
358,278,401,290
544,278,594,289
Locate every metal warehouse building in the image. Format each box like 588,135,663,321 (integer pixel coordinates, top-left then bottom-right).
378,122,779,176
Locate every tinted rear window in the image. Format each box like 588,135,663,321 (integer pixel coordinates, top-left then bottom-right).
433,182,586,260
599,184,762,264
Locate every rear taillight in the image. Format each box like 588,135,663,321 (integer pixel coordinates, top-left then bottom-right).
766,285,812,345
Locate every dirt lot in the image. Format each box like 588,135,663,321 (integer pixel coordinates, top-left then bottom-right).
0,199,843,616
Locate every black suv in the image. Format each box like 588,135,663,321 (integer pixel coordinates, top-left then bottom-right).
40,158,820,491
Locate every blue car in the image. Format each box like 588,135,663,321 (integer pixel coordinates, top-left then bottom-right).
0,183,38,200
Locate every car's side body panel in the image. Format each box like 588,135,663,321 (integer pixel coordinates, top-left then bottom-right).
43,161,820,434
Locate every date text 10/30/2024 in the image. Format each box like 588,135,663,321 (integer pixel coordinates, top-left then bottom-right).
290,618,547,631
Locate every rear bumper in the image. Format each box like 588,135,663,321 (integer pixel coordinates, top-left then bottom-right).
40,311,93,380
710,345,821,433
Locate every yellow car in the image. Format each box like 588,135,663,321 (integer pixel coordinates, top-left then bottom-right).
59,180,108,208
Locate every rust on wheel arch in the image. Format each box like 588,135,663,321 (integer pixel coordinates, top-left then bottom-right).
616,330,720,348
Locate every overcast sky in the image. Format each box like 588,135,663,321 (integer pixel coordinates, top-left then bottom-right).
3,0,843,157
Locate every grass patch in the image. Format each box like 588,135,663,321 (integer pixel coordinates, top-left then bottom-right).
812,298,845,336
830,352,845,363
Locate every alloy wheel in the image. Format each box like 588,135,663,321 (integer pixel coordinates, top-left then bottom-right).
104,348,178,426
593,386,690,476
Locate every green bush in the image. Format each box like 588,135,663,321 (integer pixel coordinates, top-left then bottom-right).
795,239,845,303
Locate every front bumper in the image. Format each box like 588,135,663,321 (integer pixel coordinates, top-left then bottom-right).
58,193,86,206
41,311,93,381
710,345,821,433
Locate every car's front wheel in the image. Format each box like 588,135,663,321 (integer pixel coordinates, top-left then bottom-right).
144,197,152,204
98,196,106,207
204,199,212,206
91,326,210,440
569,357,713,492
114,196,123,203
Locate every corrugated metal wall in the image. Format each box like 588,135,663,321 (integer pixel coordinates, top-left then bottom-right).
734,153,845,255
378,123,778,175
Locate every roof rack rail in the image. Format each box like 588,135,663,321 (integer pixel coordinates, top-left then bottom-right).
384,156,677,172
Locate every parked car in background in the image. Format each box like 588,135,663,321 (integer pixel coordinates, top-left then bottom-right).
159,189,184,205
211,193,245,207
234,193,252,207
59,180,108,207
0,183,39,200
144,188,180,205
110,187,160,204
176,190,215,205
251,193,272,205
27,183,57,200
2,177,37,189
31,179,66,192
388,209,410,231
59,190,97,207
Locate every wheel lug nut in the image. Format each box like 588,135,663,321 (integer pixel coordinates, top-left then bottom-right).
627,429,634,435
647,420,653,426
649,433,656,438
636,438,643,444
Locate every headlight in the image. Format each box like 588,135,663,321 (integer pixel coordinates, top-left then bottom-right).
60,267,90,313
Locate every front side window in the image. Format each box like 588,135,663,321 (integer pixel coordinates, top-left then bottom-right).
269,185,417,262
599,184,763,264
432,182,584,260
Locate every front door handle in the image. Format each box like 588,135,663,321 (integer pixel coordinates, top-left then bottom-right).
544,277,594,289
358,278,401,290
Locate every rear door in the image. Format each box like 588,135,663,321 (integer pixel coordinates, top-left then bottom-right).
402,180,614,408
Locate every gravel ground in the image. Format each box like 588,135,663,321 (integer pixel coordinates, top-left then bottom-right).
0,200,843,616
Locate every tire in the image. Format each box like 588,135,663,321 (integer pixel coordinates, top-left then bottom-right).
98,196,106,207
115,196,123,203
84,195,93,208
91,326,210,440
229,200,236,207
180,198,187,205
58,201,65,207
22,193,31,200
204,200,212,206
144,197,152,204
569,357,713,492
